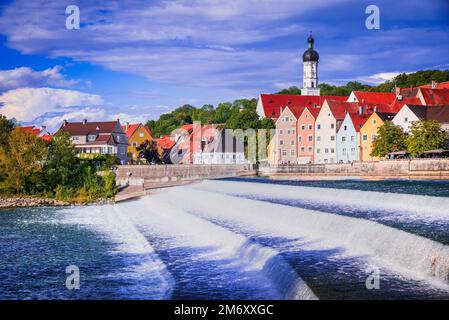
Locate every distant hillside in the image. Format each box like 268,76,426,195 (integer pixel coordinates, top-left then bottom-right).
278,70,449,96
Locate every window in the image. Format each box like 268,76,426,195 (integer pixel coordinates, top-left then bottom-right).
343,148,347,154
344,125,347,131
133,142,137,147
280,130,283,135
301,125,305,131
317,148,321,154
404,117,408,123
308,147,312,152
88,134,96,142
290,150,295,156
280,140,284,145
282,150,287,156
363,134,368,141
287,130,290,134
139,132,144,137
342,136,346,142
308,135,313,142
317,136,321,142
291,140,295,146
317,124,321,130
308,124,313,130
331,124,335,129
325,148,329,154
300,147,305,152
351,136,355,142
372,119,377,125
298,136,302,142
331,148,335,153
372,134,377,140
351,148,355,154
331,136,335,141
292,129,296,134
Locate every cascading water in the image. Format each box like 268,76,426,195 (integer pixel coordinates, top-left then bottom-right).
155,183,449,289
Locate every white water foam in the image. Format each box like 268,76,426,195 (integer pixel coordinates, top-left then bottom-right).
60,205,174,299
155,184,449,289
188,180,449,222
117,197,317,300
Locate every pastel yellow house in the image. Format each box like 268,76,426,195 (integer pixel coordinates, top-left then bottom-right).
359,112,396,161
121,123,152,161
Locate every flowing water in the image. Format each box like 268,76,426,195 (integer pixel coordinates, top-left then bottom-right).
1,178,449,299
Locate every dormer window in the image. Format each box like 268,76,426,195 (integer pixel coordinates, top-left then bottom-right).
88,134,96,141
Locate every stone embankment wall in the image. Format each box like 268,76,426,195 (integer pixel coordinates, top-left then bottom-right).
258,159,449,178
116,164,257,187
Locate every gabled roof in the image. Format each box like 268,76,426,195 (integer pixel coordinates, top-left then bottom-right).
121,123,151,139
59,121,119,135
351,91,396,104
156,135,176,150
389,97,422,113
348,113,369,132
325,100,359,120
18,126,52,141
302,107,321,119
376,112,396,122
406,105,449,122
419,88,449,106
259,94,347,119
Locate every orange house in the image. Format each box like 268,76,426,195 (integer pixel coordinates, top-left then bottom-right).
121,123,152,161
297,107,320,164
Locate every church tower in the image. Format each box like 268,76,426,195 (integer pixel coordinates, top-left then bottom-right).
301,33,320,96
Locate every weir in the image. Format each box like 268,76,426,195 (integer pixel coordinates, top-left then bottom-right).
157,183,449,288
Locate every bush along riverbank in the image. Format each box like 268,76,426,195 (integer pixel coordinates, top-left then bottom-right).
0,119,119,206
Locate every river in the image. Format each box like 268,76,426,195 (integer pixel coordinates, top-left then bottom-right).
1,178,449,299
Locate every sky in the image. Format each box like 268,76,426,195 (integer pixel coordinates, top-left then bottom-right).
0,0,448,132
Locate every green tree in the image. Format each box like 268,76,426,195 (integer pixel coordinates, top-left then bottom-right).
0,115,15,148
371,121,408,157
407,120,448,156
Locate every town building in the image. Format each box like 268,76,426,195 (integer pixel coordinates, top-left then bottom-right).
301,33,320,96
393,104,449,133
359,112,396,161
274,106,305,164
314,100,358,164
336,113,368,163
297,107,320,164
121,123,152,162
57,119,130,164
347,91,396,105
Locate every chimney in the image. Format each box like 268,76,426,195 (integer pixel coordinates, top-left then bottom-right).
358,106,363,115
63,120,68,127
395,86,403,100
374,106,378,113
431,80,438,89
40,125,46,132
83,119,87,125
126,122,129,131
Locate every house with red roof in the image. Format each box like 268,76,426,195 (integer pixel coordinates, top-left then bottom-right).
121,122,152,162
57,119,130,164
419,81,449,90
314,100,360,164
161,123,245,165
336,112,369,163
392,104,449,134
274,106,306,164
18,125,52,142
297,107,321,164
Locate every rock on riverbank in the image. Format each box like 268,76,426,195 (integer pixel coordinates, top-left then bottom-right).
0,197,71,209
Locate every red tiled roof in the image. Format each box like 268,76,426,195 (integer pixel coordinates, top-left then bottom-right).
59,121,119,135
389,97,422,113
419,88,449,106
352,91,396,104
156,136,176,150
121,123,151,139
348,113,369,132
326,100,359,120
18,126,52,141
419,81,449,90
303,107,321,119
259,94,347,119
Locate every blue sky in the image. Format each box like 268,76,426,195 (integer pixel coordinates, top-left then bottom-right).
0,0,448,131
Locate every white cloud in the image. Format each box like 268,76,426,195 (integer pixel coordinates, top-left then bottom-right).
0,87,104,122
0,66,77,92
356,72,407,84
40,107,108,131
